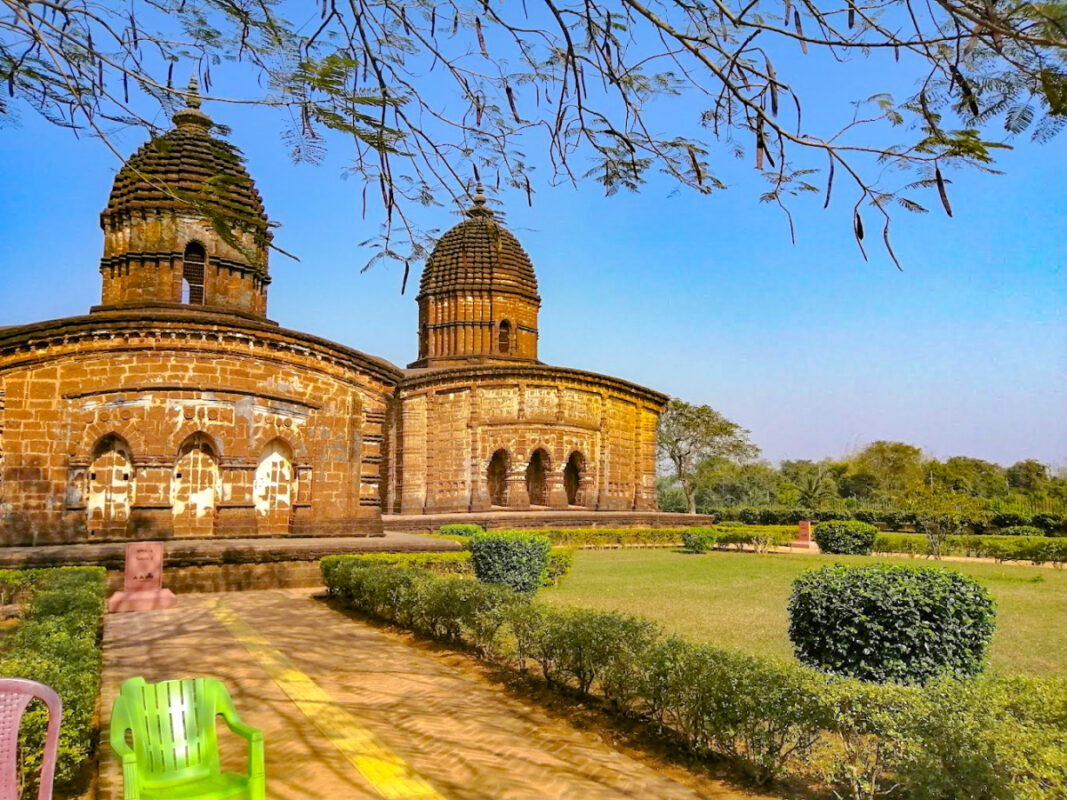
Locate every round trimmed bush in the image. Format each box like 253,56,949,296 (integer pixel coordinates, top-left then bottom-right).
788,564,996,684
813,521,878,555
999,525,1043,537
469,531,551,593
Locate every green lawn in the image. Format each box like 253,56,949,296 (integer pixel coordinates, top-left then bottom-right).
540,549,1067,675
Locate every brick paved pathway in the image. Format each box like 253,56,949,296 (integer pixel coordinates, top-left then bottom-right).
101,589,746,799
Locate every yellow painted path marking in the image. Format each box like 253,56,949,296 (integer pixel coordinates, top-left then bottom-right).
211,603,445,800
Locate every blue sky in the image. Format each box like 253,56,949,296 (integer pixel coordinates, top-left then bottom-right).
0,32,1064,468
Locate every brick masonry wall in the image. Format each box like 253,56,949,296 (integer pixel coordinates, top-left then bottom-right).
0,310,400,544
101,211,269,318
415,291,540,366
390,366,665,514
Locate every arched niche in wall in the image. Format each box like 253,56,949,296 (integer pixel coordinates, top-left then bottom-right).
254,438,295,534
487,449,509,507
171,432,219,536
564,451,585,506
87,434,134,533
498,320,512,353
526,448,550,506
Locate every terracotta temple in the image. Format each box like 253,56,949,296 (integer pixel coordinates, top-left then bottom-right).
0,84,666,543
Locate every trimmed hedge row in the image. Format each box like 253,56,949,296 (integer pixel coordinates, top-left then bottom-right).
0,567,106,797
706,507,1067,535
438,523,485,537
873,533,1067,564
498,525,797,550
681,526,795,553
501,527,692,547
322,564,1067,797
321,548,575,588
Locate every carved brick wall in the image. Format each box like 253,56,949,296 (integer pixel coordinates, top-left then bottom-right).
390,367,664,514
0,312,398,544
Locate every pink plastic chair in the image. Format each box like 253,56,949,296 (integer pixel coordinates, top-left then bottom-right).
0,679,62,800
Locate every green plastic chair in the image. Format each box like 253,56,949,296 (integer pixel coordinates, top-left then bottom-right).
109,677,265,800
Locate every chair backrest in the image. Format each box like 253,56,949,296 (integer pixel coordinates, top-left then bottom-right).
0,678,62,800
111,678,226,783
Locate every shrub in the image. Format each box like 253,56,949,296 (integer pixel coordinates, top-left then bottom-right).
0,567,106,797
1000,525,1044,537
545,548,575,586
469,531,552,593
439,523,484,537
879,511,911,531
814,509,852,522
814,521,878,555
903,675,1067,800
499,527,689,548
992,512,1031,529
0,569,33,605
738,507,761,525
873,532,926,557
682,528,719,553
321,552,471,589
788,564,996,684
638,637,829,783
535,607,660,697
1031,513,1065,536
852,510,879,525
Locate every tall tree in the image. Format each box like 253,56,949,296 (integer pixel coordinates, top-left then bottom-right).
849,440,924,494
657,399,758,513
1006,459,1050,492
2,0,1066,266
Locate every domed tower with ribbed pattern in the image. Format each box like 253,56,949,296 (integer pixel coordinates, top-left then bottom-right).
410,188,540,367
97,77,272,319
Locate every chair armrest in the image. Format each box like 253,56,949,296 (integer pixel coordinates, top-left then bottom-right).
221,715,265,779
221,715,261,741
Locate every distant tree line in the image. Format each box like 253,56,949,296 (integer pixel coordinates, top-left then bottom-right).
657,399,1066,516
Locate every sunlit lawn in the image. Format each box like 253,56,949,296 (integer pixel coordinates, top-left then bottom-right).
540,549,1067,675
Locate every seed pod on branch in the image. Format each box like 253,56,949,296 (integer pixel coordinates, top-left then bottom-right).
476,17,488,58
794,11,807,54
506,83,521,122
688,146,703,185
765,56,778,115
824,153,834,208
935,166,953,217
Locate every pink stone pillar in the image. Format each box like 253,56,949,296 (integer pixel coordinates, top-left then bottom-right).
107,542,178,613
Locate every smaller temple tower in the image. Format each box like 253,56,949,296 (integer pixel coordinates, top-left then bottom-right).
409,188,541,367
96,78,272,319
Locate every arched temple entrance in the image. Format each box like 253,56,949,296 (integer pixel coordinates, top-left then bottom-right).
526,449,550,506
487,450,509,506
254,439,295,534
87,434,134,534
172,433,219,536
564,451,585,506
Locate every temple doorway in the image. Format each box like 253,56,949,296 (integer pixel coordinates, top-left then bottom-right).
526,449,550,506
487,450,509,506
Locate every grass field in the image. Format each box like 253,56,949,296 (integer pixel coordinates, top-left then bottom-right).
540,549,1067,675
